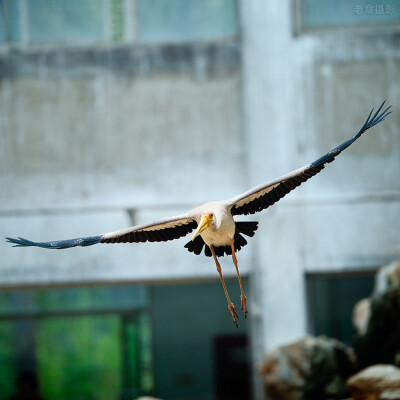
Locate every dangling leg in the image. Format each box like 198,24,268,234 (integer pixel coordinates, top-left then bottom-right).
230,238,247,318
210,244,238,327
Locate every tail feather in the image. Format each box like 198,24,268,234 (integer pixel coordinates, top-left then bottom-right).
184,221,259,257
236,221,258,237
6,236,102,249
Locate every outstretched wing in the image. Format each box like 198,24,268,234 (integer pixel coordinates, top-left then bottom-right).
101,214,197,244
6,213,197,249
228,102,391,216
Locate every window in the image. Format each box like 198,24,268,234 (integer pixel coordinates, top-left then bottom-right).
0,280,250,400
0,0,125,44
27,1,106,43
307,271,375,345
136,0,238,43
0,286,153,400
295,0,400,32
0,0,20,42
0,0,238,45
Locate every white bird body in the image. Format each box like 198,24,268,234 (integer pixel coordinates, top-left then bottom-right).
191,201,235,247
6,102,391,326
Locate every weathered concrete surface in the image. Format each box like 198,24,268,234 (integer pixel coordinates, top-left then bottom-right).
0,42,246,286
241,3,400,398
0,43,240,79
242,0,400,338
0,74,243,210
1,3,400,399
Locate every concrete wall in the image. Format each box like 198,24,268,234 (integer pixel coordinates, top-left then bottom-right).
241,0,400,363
0,42,252,286
1,3,400,399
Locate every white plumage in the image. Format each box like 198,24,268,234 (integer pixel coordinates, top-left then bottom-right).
191,202,236,247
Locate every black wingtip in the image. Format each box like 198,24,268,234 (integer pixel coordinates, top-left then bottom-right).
6,236,55,248
6,237,31,247
362,101,392,132
310,101,392,169
6,235,102,249
350,101,391,142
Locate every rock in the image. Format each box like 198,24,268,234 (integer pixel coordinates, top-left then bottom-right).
353,298,371,335
373,261,400,296
134,397,164,400
381,389,400,399
347,364,400,400
260,338,304,400
259,336,356,400
353,287,400,368
353,259,400,369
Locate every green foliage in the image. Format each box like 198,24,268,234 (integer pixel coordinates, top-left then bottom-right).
0,322,15,400
37,315,122,400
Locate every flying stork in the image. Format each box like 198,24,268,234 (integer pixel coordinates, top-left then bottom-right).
6,102,391,326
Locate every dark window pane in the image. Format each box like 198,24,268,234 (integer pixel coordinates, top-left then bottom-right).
137,0,237,43
0,321,15,398
307,273,375,344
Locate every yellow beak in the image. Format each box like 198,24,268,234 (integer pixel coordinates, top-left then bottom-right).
192,214,212,241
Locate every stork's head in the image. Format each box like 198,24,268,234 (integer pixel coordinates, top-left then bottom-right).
192,212,214,241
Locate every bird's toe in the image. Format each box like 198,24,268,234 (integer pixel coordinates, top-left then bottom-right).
228,302,238,326
241,294,247,318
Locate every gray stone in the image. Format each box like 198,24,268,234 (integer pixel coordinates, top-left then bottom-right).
373,261,400,297
135,397,164,400
353,261,400,369
259,336,356,400
353,298,371,336
381,389,400,400
347,364,400,400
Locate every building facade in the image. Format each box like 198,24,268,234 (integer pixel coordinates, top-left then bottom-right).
0,1,399,399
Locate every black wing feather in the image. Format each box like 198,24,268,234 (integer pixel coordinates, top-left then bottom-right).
231,102,391,216
6,216,197,249
100,220,197,244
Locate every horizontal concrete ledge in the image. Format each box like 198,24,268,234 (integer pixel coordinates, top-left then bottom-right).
0,275,241,293
1,190,399,217
281,190,400,207
0,40,240,79
304,255,395,273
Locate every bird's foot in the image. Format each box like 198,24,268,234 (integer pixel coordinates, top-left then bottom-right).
228,302,238,327
241,294,247,318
